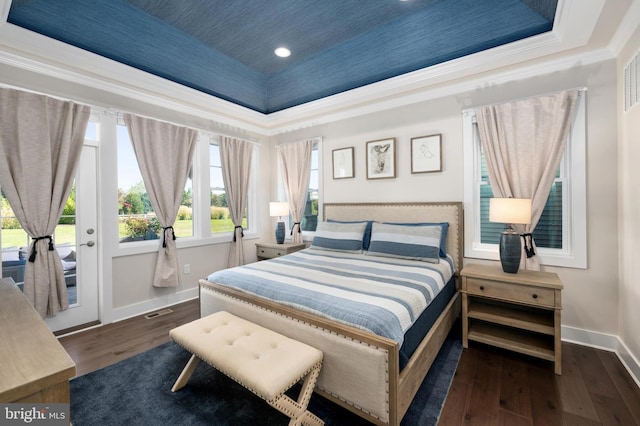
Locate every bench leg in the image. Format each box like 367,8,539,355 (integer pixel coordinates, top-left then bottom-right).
171,354,200,392
270,363,324,426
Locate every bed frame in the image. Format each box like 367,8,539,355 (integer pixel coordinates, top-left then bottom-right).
199,202,463,425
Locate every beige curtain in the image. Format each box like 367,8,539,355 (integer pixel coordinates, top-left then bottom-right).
0,88,90,317
277,140,313,244
219,137,254,267
124,114,197,287
476,90,579,270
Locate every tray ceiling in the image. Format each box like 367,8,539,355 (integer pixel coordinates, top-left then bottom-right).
7,0,557,114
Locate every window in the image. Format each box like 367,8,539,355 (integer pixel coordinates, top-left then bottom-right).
209,141,248,234
279,138,322,238
114,120,257,249
463,92,586,268
478,150,563,249
301,141,320,232
117,124,193,243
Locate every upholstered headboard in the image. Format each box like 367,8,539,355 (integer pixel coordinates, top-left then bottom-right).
323,202,464,273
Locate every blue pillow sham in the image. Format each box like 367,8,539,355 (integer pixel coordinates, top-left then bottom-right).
310,221,368,253
367,223,442,263
327,219,374,250
384,222,448,258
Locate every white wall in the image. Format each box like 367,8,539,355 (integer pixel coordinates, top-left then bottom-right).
272,60,621,342
618,23,640,381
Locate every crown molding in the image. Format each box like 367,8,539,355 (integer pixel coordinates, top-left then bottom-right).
0,0,11,24
0,22,268,135
608,0,640,56
268,47,614,135
553,0,606,46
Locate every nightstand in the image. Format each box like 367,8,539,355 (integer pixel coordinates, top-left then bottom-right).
255,242,307,260
460,263,563,374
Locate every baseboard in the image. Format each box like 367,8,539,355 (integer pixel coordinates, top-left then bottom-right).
562,325,640,389
616,339,640,390
110,287,199,324
561,325,619,350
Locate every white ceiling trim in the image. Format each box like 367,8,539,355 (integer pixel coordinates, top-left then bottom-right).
553,0,606,46
272,47,614,135
608,0,640,56
0,24,268,134
0,0,10,23
265,32,563,131
0,0,613,135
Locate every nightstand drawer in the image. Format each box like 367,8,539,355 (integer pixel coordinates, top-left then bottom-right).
256,242,307,260
257,246,289,259
466,278,555,308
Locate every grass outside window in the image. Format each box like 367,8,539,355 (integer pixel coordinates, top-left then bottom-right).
2,218,246,249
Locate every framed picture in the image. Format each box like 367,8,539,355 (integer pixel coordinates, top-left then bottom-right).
332,147,355,179
411,134,442,173
366,138,396,179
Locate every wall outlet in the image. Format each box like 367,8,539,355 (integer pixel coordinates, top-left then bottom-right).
183,264,190,274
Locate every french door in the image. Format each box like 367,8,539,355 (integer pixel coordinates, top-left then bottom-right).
46,143,99,332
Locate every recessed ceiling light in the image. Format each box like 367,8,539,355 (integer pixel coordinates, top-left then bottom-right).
274,47,291,58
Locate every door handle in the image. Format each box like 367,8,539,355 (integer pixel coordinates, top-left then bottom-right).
80,241,95,247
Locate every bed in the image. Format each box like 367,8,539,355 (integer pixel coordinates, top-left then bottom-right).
199,202,463,425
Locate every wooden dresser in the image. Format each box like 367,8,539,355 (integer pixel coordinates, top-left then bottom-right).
0,278,76,402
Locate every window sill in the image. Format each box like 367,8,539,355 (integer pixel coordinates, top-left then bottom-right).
465,244,586,270
114,232,259,257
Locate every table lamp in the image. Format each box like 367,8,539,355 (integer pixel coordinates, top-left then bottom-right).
489,198,531,274
269,202,289,244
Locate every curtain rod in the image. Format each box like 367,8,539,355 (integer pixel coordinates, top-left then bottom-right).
466,86,587,112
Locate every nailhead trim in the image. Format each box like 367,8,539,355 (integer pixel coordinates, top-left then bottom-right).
200,286,392,422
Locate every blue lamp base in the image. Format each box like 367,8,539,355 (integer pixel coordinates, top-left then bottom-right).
499,230,521,274
275,221,285,244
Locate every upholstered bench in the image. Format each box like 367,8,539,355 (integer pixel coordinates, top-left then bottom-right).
170,311,324,426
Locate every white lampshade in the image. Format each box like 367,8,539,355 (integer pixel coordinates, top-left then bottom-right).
269,202,289,218
489,198,531,225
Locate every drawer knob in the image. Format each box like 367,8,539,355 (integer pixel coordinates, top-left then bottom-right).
479,285,485,291
532,294,538,299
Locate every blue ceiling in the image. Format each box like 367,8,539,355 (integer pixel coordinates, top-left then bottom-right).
7,0,556,114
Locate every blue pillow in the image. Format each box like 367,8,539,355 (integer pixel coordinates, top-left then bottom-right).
310,221,367,253
367,223,442,263
327,219,374,250
384,222,448,257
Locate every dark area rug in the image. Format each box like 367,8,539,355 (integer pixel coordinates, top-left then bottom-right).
70,327,462,425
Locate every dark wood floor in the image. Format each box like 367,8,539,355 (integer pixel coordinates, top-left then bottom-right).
59,299,640,425
58,298,199,377
439,340,640,425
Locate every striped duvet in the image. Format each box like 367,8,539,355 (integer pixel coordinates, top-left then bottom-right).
206,248,455,346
